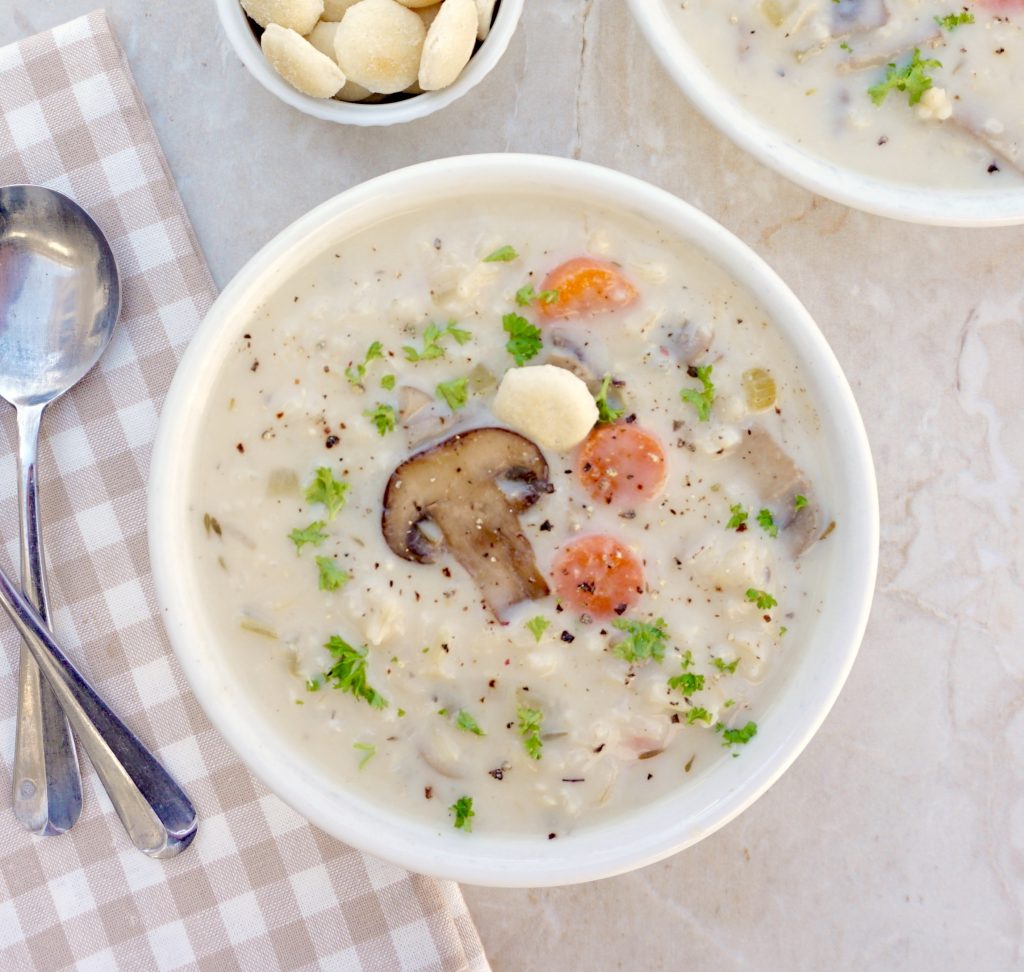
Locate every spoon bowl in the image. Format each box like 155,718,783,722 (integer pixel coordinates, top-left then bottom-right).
0,185,120,407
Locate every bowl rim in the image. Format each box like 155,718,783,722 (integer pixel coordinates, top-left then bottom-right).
148,153,879,887
214,0,524,127
626,0,1024,227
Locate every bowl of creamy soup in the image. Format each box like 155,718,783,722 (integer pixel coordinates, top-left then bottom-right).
149,154,878,886
628,0,1024,225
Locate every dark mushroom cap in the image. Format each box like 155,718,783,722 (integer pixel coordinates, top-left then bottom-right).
382,427,553,618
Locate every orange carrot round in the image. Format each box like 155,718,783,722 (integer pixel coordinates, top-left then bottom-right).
551,535,645,617
538,257,638,321
577,424,667,506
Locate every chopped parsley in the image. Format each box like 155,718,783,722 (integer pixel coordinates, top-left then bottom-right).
794,494,808,510
315,555,350,591
868,49,942,107
611,617,668,664
594,374,626,424
935,10,974,30
364,403,396,436
839,41,852,52
726,503,748,530
515,284,559,307
745,588,778,611
319,635,387,709
288,520,327,553
680,364,715,422
668,665,705,696
450,796,475,830
502,313,543,366
525,615,550,642
436,376,469,411
353,742,376,768
304,467,350,521
716,721,758,747
344,341,384,386
455,710,485,736
686,706,713,725
381,374,396,391
402,321,470,362
712,657,740,674
517,705,544,760
756,508,778,538
779,626,788,637
483,245,518,263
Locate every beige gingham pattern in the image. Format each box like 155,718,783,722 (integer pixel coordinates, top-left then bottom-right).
0,12,490,971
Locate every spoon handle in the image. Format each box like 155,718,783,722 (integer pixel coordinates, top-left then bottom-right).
0,555,198,858
11,403,83,835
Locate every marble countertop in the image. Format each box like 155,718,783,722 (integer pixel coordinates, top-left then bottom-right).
4,2,1022,969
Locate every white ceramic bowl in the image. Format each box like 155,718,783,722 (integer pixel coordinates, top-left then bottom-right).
627,0,1024,227
149,154,879,887
215,0,524,126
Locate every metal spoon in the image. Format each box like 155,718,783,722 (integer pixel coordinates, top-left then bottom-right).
0,550,197,856
0,185,196,855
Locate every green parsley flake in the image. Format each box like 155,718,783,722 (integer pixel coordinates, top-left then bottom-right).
381,374,396,391
304,467,350,521
839,41,852,52
868,49,943,107
716,721,758,747
315,555,350,591
455,710,485,736
686,706,713,725
502,313,543,366
436,377,469,411
668,666,705,696
515,284,559,307
288,520,327,553
746,588,778,611
794,494,808,510
611,618,668,664
353,742,376,768
779,626,789,637
726,503,748,530
680,365,715,422
525,616,550,642
450,796,475,831
402,321,470,362
345,341,384,386
517,705,544,760
318,635,387,709
483,245,518,263
364,403,396,437
594,374,626,424
935,10,974,30
712,657,740,674
756,508,778,538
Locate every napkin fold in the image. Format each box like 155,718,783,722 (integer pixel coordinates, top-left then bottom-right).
0,12,489,971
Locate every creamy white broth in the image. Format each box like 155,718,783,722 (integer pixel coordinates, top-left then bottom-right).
672,0,1024,189
189,196,831,837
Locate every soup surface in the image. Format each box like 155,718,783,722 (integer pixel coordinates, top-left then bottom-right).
671,0,1024,189
189,196,833,837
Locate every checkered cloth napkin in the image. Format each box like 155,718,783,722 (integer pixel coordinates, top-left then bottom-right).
0,11,490,971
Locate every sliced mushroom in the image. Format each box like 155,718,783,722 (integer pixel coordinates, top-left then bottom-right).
398,384,452,447
668,319,713,367
382,428,553,618
733,427,821,555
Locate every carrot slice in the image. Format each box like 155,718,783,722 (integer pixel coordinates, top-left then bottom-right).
538,257,638,321
578,424,667,506
551,535,644,618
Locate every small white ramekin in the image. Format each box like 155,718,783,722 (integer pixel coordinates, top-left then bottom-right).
627,0,1024,226
149,155,879,887
215,0,524,126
